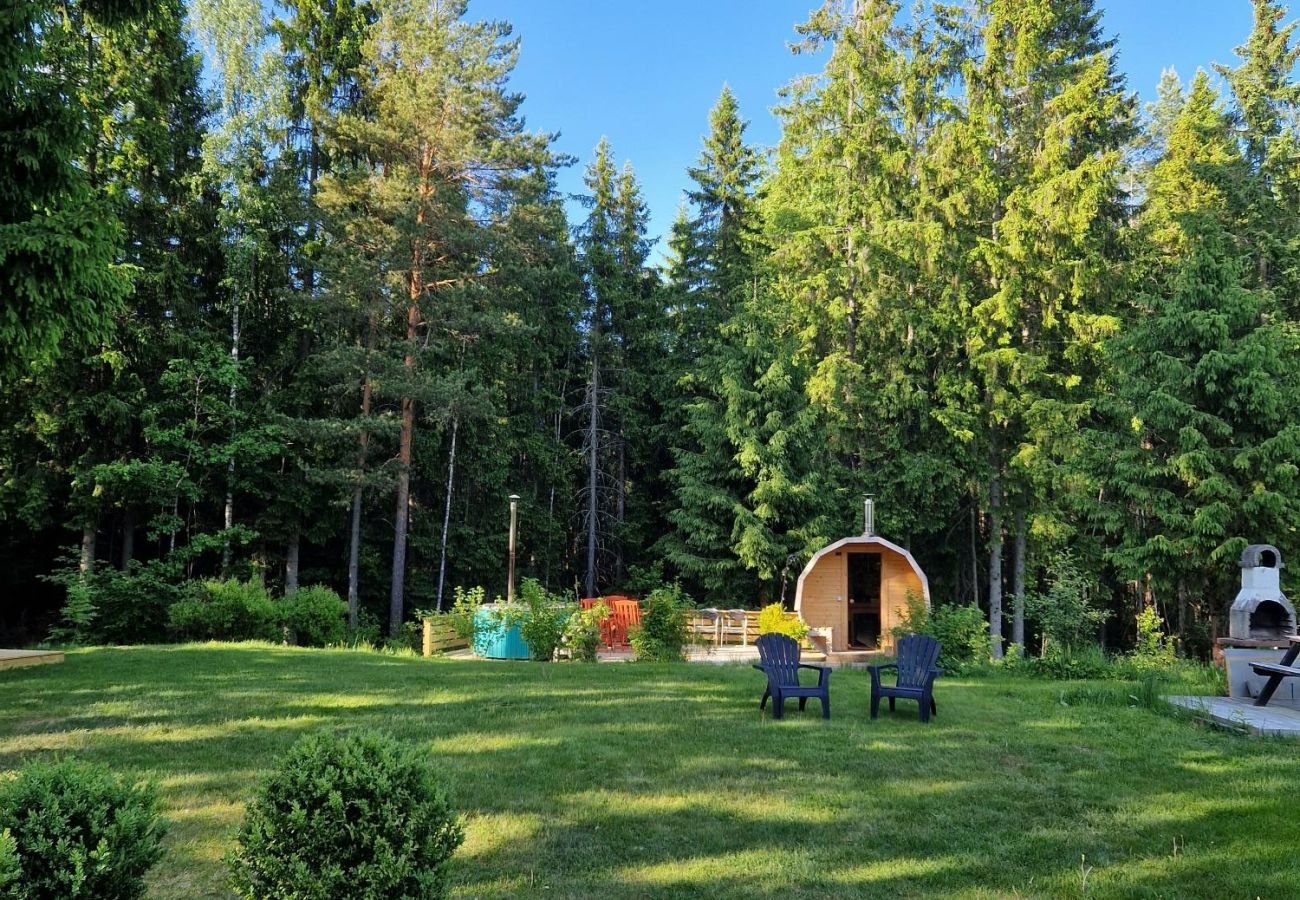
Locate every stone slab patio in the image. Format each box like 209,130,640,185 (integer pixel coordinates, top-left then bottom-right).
1165,694,1300,737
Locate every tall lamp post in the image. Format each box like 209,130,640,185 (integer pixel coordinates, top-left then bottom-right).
507,494,520,603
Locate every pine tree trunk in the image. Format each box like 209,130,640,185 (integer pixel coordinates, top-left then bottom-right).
120,508,134,571
435,416,458,613
584,353,600,597
1177,579,1187,641
346,488,363,628
80,523,96,580
390,286,419,638
222,296,241,574
969,502,980,607
988,474,1004,660
1011,507,1026,653
615,435,625,582
285,530,300,595
346,307,377,629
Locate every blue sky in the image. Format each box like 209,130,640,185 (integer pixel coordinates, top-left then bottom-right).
468,0,1259,255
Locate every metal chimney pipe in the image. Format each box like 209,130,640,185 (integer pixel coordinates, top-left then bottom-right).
507,494,520,603
863,495,874,537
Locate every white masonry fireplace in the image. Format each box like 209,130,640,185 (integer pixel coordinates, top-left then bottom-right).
1220,544,1297,700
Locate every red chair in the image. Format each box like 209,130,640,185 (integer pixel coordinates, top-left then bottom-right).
608,598,641,649
580,598,615,648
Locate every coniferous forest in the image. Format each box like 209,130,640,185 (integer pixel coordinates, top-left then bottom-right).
4,0,1300,657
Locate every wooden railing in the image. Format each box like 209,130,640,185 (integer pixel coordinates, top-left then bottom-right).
421,617,469,657
685,609,811,648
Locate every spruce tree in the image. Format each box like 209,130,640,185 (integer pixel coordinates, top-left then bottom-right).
960,0,1133,656
1085,70,1300,629
1215,0,1300,311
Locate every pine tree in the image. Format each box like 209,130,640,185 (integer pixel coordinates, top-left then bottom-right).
320,0,553,634
575,141,663,593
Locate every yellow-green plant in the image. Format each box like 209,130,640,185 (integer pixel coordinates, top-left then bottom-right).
756,603,809,641
1128,606,1177,673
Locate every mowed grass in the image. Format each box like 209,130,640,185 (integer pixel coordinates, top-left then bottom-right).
0,645,1294,898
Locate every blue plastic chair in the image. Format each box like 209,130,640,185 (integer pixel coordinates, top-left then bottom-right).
868,634,942,723
753,633,831,719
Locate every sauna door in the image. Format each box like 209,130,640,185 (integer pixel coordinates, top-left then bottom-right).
847,552,882,649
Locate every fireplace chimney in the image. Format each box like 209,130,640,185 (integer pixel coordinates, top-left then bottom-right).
1228,544,1295,641
863,495,874,537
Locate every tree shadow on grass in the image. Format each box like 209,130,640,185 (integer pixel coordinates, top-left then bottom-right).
1,647,1299,898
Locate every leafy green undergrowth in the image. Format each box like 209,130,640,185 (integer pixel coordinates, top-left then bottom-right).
0,644,1290,899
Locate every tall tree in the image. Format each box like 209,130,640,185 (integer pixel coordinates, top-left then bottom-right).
320,0,554,634
1215,0,1300,311
1084,70,1300,634
961,0,1133,656
659,87,776,601
0,0,153,380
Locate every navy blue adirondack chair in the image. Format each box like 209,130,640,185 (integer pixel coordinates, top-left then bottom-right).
868,634,942,723
753,633,831,719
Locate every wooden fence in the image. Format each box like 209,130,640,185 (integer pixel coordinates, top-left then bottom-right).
421,618,469,657
421,608,808,657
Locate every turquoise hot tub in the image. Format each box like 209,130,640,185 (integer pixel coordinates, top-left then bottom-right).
472,607,531,660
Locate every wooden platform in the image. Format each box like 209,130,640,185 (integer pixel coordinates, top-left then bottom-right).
0,649,65,672
1165,694,1300,737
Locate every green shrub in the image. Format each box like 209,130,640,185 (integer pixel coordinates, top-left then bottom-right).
280,585,348,647
46,558,185,646
0,829,20,895
517,578,572,661
347,607,384,646
228,731,464,899
168,578,280,642
1024,552,1109,654
756,603,809,641
562,602,607,661
50,581,98,645
1128,606,1178,673
891,592,988,673
446,586,486,642
0,760,167,900
631,584,691,662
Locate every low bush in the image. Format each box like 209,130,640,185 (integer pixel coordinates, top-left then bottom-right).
347,607,384,646
517,578,573,661
446,586,487,642
280,585,348,647
631,584,691,662
48,560,185,646
228,730,464,899
1024,552,1109,655
756,603,809,641
892,592,989,673
168,578,280,642
1128,606,1178,673
1024,644,1113,680
562,602,607,661
0,760,167,900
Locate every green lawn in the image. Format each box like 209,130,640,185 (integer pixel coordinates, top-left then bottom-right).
0,644,1292,898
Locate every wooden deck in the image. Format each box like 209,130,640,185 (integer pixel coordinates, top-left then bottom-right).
1165,694,1300,737
0,649,65,672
